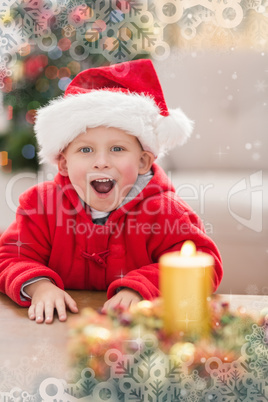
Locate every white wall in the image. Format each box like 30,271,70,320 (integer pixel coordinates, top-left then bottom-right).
155,50,268,295
155,50,267,171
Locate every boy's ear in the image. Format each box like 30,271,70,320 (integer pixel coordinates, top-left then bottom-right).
57,153,69,176
138,151,155,174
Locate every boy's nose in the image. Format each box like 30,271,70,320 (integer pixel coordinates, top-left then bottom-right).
93,153,110,169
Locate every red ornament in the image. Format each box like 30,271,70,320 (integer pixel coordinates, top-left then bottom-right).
25,55,48,80
58,67,71,79
116,1,130,13
58,38,71,51
26,109,37,124
2,77,12,93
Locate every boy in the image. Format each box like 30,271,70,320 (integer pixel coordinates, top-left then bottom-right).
0,59,223,323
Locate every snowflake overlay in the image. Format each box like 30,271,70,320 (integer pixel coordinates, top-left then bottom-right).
1,0,268,87
0,323,268,401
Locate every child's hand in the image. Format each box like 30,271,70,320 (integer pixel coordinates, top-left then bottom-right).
24,280,78,324
102,288,142,313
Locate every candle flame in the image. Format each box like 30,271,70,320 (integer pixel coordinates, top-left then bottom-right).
180,241,196,257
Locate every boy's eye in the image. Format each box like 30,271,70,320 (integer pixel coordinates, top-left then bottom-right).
80,147,92,153
111,146,124,152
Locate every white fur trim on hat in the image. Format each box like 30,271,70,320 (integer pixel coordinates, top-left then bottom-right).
156,108,194,155
34,90,193,165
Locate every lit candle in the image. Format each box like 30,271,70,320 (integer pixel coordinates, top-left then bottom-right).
159,241,214,338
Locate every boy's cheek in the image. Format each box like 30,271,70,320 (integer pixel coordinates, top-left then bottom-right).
120,164,139,183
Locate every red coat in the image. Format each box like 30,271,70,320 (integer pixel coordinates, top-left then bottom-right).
0,164,223,307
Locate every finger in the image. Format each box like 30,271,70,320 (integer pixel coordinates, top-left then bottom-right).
101,302,107,314
101,300,113,313
55,299,67,322
118,298,132,310
102,297,122,313
35,301,45,323
129,298,139,309
64,293,79,314
117,295,141,311
44,302,55,324
28,304,36,320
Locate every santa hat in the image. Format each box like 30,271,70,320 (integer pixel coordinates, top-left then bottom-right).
34,59,193,165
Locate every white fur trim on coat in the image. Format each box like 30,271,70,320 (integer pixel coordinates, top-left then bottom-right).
34,90,193,165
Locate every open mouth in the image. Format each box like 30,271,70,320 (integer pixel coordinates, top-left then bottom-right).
90,178,115,194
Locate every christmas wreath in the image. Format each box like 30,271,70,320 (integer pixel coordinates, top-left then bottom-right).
67,296,268,400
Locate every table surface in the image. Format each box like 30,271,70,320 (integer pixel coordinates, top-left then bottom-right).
0,291,267,393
